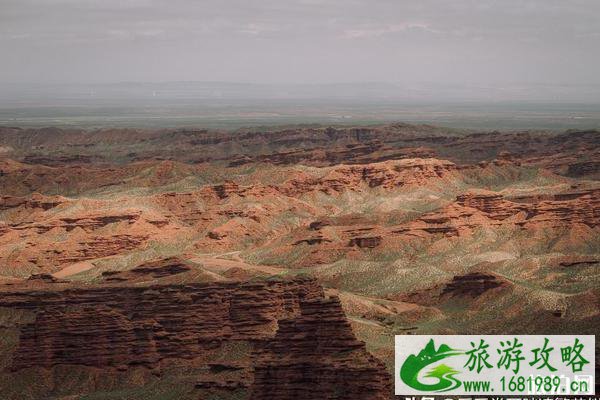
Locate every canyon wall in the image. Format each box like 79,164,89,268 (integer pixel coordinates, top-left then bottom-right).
0,276,392,399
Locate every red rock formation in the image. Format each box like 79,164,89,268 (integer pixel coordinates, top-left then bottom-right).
348,236,382,249
0,194,63,212
101,256,192,281
1,277,319,371
1,126,599,196
282,159,459,196
274,186,600,270
455,191,521,220
45,234,149,264
401,188,600,237
252,296,392,400
441,272,508,297
228,143,436,167
400,272,510,306
0,275,391,398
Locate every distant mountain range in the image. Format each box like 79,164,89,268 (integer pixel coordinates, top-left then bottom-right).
1,81,600,104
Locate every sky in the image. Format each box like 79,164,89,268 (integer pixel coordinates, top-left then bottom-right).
1,0,600,86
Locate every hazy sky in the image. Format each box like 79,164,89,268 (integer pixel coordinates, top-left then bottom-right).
2,0,600,85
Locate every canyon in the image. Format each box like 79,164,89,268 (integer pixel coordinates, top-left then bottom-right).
0,123,598,398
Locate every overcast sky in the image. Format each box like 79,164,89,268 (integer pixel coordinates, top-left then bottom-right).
1,0,600,86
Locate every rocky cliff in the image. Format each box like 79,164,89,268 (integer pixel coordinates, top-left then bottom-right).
0,275,392,399
252,296,391,400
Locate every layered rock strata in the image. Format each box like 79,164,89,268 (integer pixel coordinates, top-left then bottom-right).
0,276,392,398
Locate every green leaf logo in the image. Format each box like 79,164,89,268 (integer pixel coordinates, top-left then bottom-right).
400,339,464,392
